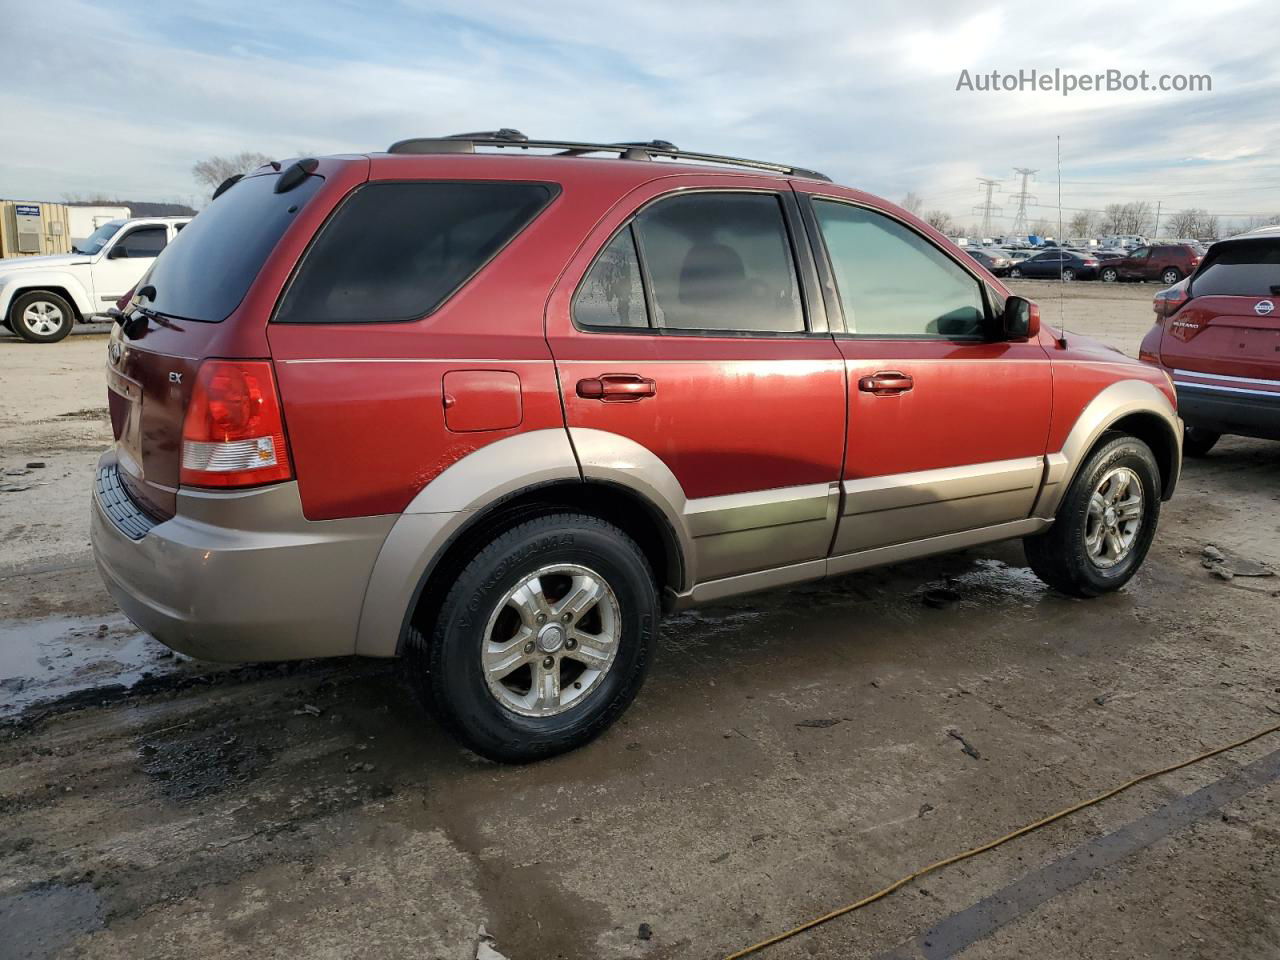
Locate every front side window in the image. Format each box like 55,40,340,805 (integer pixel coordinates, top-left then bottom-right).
632,192,804,334
813,200,985,338
114,226,167,258
574,225,648,329
1130,247,1150,260
276,181,554,324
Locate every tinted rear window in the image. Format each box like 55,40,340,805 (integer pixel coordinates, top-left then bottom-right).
1191,240,1280,297
143,172,322,322
274,181,554,324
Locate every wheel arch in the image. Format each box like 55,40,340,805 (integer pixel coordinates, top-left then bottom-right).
1033,379,1182,519
3,279,90,322
354,428,691,658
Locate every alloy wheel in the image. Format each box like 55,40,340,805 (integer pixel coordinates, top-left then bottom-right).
1084,466,1144,569
20,300,66,338
481,563,621,717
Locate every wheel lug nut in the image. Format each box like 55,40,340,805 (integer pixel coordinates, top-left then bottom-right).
524,641,535,654
536,613,546,624
561,612,572,623
565,638,577,650
542,656,555,669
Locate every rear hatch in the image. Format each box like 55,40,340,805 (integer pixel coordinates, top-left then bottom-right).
105,159,365,519
1159,235,1280,384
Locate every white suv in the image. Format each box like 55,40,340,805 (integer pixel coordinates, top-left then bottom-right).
0,216,190,343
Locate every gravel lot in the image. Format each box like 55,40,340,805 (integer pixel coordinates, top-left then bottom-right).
2,284,1278,960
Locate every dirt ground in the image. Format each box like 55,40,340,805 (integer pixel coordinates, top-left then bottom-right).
2,284,1278,960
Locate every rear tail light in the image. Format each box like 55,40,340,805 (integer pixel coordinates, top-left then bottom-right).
181,360,292,488
1153,284,1190,319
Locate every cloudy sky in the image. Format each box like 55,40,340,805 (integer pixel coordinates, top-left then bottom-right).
4,0,1279,228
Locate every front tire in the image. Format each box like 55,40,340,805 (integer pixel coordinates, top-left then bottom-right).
1023,433,1161,598
10,290,75,343
1010,267,1023,278
408,513,658,762
1183,426,1220,457
1100,267,1119,282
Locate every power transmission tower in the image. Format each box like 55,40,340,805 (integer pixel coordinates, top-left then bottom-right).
973,178,1002,237
1009,167,1038,237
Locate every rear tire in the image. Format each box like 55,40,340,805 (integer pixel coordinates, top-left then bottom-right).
1183,426,1220,457
1161,268,1182,286
1061,267,1076,282
407,513,658,763
10,290,75,343
1023,433,1161,598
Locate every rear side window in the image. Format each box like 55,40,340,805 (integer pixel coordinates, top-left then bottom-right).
1191,240,1280,297
275,181,554,324
143,172,323,322
575,226,648,329
633,192,804,334
813,200,985,338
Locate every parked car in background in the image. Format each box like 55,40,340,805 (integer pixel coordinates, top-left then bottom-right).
1140,226,1280,455
1099,244,1201,286
91,132,1181,762
965,247,1013,276
0,216,190,342
1102,235,1149,251
1010,249,1100,281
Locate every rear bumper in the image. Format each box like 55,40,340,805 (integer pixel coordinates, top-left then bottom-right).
1174,381,1280,441
91,452,396,662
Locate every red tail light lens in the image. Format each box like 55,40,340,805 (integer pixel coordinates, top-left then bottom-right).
181,360,292,488
1153,284,1190,319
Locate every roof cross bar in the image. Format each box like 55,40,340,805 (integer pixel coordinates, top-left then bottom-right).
385,132,830,181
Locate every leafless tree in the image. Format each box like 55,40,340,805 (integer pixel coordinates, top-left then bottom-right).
1029,218,1053,238
1166,208,1204,238
192,152,275,191
1068,210,1098,237
901,192,925,216
1199,214,1219,239
1100,201,1154,235
62,191,118,204
924,210,955,234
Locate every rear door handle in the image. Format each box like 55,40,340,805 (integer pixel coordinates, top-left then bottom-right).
577,374,657,402
858,371,914,396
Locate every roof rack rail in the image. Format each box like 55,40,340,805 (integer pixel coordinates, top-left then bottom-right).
384,131,831,181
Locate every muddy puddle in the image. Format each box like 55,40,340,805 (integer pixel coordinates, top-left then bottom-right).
0,614,188,716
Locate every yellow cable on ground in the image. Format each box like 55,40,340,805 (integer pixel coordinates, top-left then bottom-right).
724,720,1280,960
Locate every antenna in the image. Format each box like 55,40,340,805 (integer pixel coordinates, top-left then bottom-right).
1056,136,1068,348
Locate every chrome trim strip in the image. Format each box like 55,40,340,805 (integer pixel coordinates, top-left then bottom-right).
1172,368,1280,388
1174,380,1280,399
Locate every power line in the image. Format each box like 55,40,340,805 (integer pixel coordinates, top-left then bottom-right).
1009,168,1038,236
973,178,1002,237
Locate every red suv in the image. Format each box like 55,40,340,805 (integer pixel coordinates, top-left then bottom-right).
1099,243,1202,285
1140,227,1280,455
91,132,1182,761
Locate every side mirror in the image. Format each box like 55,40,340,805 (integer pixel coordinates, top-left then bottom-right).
1003,295,1040,341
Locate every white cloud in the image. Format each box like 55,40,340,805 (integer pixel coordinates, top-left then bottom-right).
0,0,1277,229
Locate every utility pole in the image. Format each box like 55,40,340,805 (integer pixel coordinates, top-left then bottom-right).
1152,200,1162,240
1010,167,1038,237
973,178,1002,238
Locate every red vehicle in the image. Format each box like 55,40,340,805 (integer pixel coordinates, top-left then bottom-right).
1099,243,1202,285
92,132,1181,761
1140,227,1280,455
